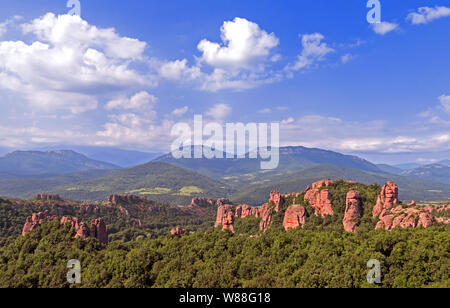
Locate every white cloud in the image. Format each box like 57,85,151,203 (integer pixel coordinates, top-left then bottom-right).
0,13,153,114
258,108,272,114
160,17,282,92
106,91,158,111
197,17,279,70
439,95,450,113
407,6,450,25
341,53,353,64
371,22,399,35
286,33,334,72
172,106,189,117
205,104,232,120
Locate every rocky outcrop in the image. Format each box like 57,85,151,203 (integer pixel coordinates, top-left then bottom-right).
90,219,108,245
372,182,399,218
35,194,63,202
343,191,362,233
215,205,235,233
23,212,108,244
170,227,188,237
216,198,231,207
108,194,147,206
269,191,284,211
304,188,334,218
311,180,335,190
191,197,215,207
283,206,307,231
22,211,58,236
235,204,259,218
375,205,434,231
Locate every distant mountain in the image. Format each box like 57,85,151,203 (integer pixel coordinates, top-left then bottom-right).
401,164,450,185
376,164,403,175
155,146,383,183
39,162,235,204
33,146,163,167
394,163,423,170
437,160,450,167
231,164,450,205
0,150,119,177
0,169,116,199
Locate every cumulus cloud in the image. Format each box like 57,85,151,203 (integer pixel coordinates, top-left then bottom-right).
0,13,153,114
205,104,232,120
407,6,450,25
106,91,158,111
172,106,189,117
341,53,353,64
159,17,282,91
439,95,450,113
371,21,399,35
197,17,279,70
286,33,334,72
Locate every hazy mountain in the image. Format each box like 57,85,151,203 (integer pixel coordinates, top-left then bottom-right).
0,150,119,177
376,164,404,175
437,160,450,167
401,164,450,185
33,146,163,167
394,163,423,170
0,169,116,199
231,164,450,205
156,146,383,182
41,162,235,204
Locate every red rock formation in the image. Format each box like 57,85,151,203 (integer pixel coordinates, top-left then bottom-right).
90,219,108,245
372,182,399,218
191,197,215,207
108,194,147,206
215,205,235,233
22,211,57,236
283,206,307,231
343,191,362,233
304,188,334,218
170,227,188,237
269,191,284,211
23,212,108,244
259,203,273,231
376,205,436,231
235,204,259,218
216,198,231,207
311,180,335,190
36,194,63,201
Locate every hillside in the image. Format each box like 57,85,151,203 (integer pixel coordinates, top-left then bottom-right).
0,150,119,176
376,164,403,175
0,169,116,199
402,164,450,185
155,146,383,185
230,164,450,205
43,162,234,204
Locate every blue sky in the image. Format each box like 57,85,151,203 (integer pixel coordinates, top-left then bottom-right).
0,0,449,164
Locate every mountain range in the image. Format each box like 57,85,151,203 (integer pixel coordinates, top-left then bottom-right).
0,146,449,204
0,150,118,177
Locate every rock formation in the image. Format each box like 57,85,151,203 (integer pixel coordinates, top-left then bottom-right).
22,211,58,236
191,197,215,207
304,188,334,218
343,190,362,233
269,191,284,211
23,212,108,244
235,204,259,218
170,227,188,237
90,219,108,245
215,205,235,233
283,206,307,231
372,182,399,218
108,194,147,206
216,198,231,207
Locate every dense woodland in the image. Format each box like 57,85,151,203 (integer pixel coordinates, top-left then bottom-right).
0,181,448,288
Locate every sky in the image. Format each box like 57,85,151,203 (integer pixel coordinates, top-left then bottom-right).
0,0,449,164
